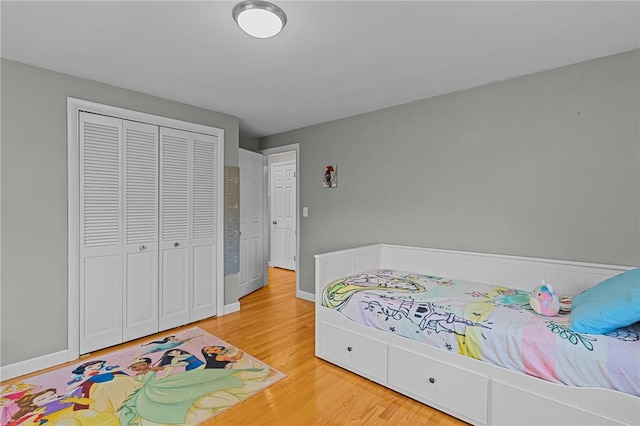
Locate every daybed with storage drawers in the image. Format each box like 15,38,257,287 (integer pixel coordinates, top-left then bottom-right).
314,244,640,426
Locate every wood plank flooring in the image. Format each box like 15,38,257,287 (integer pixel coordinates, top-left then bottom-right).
2,267,467,425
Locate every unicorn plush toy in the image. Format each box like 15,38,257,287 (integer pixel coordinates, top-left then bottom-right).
529,280,560,316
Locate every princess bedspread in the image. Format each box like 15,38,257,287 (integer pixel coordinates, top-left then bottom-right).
322,269,640,396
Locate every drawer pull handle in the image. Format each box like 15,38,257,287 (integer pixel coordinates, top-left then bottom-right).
428,377,436,384
347,346,353,352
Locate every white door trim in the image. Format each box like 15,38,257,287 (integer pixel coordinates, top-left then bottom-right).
259,144,308,301
67,97,224,360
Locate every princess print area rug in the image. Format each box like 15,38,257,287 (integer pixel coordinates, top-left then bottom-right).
1,327,285,426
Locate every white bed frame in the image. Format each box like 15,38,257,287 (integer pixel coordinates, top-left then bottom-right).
315,244,639,426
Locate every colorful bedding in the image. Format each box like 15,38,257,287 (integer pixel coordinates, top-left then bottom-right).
322,269,640,396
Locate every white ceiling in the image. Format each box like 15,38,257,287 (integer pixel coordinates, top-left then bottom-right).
2,1,639,138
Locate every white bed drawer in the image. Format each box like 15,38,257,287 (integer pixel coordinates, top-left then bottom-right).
319,322,388,382
388,345,488,425
491,381,628,426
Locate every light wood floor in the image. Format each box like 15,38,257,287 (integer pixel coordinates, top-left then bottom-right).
3,268,467,425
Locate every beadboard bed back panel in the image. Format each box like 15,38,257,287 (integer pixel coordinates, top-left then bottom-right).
316,244,631,298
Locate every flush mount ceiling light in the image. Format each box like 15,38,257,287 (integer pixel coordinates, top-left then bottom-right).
232,0,287,39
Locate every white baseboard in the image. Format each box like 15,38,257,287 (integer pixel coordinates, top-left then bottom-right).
0,349,70,381
296,289,315,302
223,302,240,315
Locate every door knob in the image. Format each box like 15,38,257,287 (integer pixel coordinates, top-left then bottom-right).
174,242,179,247
139,245,146,251
273,221,277,225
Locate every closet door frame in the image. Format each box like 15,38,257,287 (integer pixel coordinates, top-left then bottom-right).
67,97,224,359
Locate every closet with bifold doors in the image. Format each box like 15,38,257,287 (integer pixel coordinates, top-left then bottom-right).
78,111,221,354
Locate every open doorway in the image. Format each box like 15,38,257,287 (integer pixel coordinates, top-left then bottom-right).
260,144,303,300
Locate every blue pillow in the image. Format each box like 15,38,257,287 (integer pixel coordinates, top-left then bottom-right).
569,268,640,334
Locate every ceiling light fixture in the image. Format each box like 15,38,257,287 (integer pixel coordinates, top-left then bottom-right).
232,0,287,39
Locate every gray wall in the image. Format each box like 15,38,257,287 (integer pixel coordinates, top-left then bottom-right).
260,50,640,295
0,59,240,366
239,135,259,152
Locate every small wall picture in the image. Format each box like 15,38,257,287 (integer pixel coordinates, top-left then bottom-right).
323,164,337,188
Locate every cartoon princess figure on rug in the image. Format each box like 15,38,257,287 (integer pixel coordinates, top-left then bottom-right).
201,345,275,372
3,387,112,426
201,346,244,369
120,347,280,426
66,359,138,413
140,335,201,355
1,382,39,425
157,349,204,372
120,357,263,425
128,358,165,377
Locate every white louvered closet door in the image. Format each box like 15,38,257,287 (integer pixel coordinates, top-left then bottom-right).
76,104,222,353
159,128,191,330
159,128,218,330
79,112,123,354
190,132,218,322
123,120,159,341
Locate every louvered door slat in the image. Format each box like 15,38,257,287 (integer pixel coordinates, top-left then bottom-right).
161,133,189,242
79,112,123,354
190,133,218,322
124,125,158,245
81,120,121,248
192,135,217,240
123,120,159,341
159,127,191,331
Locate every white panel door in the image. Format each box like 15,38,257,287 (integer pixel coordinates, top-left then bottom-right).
159,127,191,331
79,112,123,353
271,162,296,270
239,149,266,298
190,133,218,321
122,120,159,341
